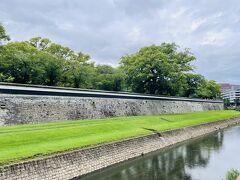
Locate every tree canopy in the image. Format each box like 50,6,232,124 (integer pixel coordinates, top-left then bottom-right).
120,43,220,98
0,23,10,44
0,23,220,99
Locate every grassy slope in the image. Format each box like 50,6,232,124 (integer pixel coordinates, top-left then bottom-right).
0,110,240,165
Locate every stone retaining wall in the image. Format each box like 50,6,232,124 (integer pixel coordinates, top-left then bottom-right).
0,118,239,180
0,94,223,125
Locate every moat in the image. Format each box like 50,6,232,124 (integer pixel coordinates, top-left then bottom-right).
79,126,240,180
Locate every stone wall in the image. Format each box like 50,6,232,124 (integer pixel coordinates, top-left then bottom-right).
0,118,239,180
0,94,223,125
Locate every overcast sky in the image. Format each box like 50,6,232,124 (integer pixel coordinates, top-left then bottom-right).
0,0,240,83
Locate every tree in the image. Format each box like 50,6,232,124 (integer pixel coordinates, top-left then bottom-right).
183,74,205,98
234,98,240,106
93,65,124,91
43,56,63,86
225,169,240,180
196,80,221,99
32,52,64,86
46,43,76,60
0,42,35,83
0,28,221,98
223,98,230,108
0,50,33,84
120,43,195,95
27,37,94,88
0,23,10,44
62,59,94,88
0,41,64,85
28,37,51,50
3,41,38,54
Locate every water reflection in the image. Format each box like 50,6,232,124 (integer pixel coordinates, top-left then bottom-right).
78,126,240,180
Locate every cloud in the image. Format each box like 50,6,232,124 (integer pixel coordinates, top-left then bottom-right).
0,0,240,83
200,29,232,46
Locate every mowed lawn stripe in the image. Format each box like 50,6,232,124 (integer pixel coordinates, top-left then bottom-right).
0,110,240,165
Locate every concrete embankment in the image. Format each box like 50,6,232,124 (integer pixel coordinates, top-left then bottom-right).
0,118,239,180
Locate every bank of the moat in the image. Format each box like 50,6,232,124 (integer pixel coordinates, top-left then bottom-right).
79,125,240,180
0,118,240,180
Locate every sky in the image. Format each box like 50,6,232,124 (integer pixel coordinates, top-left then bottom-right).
0,0,240,84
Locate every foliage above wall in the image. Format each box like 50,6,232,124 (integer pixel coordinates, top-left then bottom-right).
0,23,220,99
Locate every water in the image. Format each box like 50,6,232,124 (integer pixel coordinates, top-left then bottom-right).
78,126,240,180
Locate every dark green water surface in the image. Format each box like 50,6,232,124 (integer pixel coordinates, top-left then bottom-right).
78,126,240,180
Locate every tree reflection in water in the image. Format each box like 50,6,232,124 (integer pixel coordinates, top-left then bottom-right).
79,131,224,180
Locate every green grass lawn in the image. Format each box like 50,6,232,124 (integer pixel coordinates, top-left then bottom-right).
0,110,240,165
